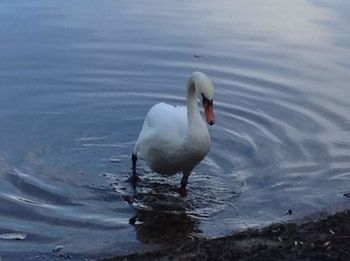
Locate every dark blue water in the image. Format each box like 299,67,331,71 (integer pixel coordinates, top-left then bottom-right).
1,0,350,260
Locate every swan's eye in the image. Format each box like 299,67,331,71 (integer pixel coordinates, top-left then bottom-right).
201,93,206,105
201,93,213,106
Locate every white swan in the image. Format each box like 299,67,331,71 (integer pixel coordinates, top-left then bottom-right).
131,72,215,195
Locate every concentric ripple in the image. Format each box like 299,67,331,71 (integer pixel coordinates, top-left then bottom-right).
0,0,350,259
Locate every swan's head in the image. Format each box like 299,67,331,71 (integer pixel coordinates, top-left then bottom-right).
189,71,215,125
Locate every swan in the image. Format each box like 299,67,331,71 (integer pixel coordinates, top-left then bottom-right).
131,72,215,195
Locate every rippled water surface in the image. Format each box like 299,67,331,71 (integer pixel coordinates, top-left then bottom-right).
1,0,350,259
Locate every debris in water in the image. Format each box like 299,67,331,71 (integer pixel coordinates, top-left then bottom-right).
343,192,350,198
109,158,121,163
193,52,202,59
53,245,64,253
285,209,293,216
59,253,72,259
0,233,27,240
52,245,72,259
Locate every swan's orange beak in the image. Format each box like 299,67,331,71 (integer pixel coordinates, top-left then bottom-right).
204,100,215,125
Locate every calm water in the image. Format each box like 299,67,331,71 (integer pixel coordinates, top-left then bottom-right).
1,0,350,259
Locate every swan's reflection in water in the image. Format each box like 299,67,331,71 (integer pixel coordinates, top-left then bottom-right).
120,173,200,244
129,209,199,244
110,167,242,244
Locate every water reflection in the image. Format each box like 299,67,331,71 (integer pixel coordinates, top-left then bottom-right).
1,0,350,259
109,164,244,244
110,170,198,243
130,209,199,244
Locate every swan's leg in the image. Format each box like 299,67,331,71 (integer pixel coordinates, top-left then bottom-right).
180,174,189,188
178,172,190,197
129,153,138,187
131,153,137,172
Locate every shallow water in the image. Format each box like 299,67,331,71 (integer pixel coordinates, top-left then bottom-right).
0,0,350,259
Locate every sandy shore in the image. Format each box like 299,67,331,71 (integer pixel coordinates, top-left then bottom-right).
102,210,350,261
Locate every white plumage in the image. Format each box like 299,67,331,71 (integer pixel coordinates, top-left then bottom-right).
131,72,215,195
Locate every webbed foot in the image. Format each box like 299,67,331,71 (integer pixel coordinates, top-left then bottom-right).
177,186,187,197
129,154,138,188
128,171,139,188
178,173,190,197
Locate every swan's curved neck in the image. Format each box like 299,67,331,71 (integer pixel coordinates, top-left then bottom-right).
186,76,205,132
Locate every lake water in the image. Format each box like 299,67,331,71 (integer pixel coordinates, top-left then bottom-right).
0,0,350,260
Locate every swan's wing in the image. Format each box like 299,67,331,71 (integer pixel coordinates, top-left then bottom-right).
133,103,187,159
144,103,187,134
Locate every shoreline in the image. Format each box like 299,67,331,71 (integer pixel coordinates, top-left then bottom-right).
102,210,350,261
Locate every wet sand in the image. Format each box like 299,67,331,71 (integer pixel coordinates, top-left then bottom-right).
102,210,350,261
